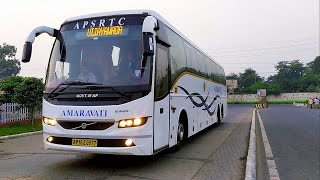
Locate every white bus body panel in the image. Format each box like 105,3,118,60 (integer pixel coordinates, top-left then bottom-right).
42,93,155,155
170,73,227,138
153,95,170,150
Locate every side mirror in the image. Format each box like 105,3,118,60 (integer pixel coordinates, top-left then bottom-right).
143,33,154,56
22,42,32,63
22,26,58,63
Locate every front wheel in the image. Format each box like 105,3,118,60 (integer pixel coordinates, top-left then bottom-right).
170,121,185,152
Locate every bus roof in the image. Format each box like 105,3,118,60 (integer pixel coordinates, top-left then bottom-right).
65,9,223,69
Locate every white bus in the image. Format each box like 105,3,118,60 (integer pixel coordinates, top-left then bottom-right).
22,10,227,155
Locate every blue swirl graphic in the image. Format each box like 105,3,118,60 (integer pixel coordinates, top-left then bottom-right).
177,86,220,116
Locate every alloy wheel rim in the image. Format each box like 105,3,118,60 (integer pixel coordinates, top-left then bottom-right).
178,123,184,141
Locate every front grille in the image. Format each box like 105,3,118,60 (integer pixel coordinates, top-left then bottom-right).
57,121,114,130
48,137,135,147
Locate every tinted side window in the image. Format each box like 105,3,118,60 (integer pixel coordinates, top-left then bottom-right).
207,58,214,81
155,45,169,100
196,51,207,77
168,29,187,85
219,68,226,84
184,42,198,74
221,69,226,85
212,63,218,83
218,68,223,84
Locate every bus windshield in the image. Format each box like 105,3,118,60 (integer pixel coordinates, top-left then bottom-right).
44,16,152,94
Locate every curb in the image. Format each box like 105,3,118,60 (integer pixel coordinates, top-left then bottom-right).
0,131,43,140
245,108,256,180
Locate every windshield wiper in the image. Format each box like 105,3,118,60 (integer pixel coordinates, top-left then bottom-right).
82,85,131,100
47,81,102,99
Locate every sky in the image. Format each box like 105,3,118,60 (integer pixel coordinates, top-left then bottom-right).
0,0,319,79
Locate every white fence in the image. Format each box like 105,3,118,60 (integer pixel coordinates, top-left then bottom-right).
0,103,42,124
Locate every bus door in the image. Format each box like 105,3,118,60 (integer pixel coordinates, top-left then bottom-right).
153,44,170,151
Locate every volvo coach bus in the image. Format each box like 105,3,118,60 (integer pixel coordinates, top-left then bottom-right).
22,10,227,155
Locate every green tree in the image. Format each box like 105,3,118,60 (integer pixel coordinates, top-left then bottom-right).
307,56,320,73
0,76,24,102
273,60,305,92
239,68,263,88
0,43,21,79
306,84,318,92
243,81,281,95
298,71,320,92
13,77,44,126
226,73,239,80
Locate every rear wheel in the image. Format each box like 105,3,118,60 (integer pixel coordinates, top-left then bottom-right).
221,106,224,119
217,108,221,125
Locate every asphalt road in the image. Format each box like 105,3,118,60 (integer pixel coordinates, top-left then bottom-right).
0,105,253,180
258,105,320,180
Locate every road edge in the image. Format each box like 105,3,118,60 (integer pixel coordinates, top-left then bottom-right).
0,131,43,140
245,108,256,180
257,109,280,180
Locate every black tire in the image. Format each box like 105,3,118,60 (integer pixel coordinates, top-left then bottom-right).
217,108,221,125
221,106,224,119
170,119,185,152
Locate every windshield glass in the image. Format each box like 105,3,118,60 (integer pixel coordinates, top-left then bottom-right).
45,16,152,93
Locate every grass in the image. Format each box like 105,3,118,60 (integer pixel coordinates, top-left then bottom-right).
268,100,307,104
0,121,42,137
228,101,258,104
228,100,307,104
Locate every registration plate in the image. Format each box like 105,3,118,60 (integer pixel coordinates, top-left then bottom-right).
72,138,98,147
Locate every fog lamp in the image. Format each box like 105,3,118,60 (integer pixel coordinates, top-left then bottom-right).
47,136,54,142
125,139,133,146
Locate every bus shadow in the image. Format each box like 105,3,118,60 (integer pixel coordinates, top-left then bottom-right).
184,122,223,143
51,150,165,171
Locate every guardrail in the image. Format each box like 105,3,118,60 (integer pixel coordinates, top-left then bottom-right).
0,103,42,124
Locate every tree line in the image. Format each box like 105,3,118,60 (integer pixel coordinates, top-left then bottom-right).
227,56,320,95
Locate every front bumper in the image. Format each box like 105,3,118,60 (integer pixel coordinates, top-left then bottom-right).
43,133,153,155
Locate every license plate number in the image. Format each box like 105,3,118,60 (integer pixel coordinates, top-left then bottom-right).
72,139,97,147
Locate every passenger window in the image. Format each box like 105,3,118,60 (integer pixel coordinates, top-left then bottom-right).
196,52,207,77
168,29,187,84
184,42,198,74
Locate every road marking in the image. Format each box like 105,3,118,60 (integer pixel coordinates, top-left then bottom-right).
257,110,280,180
245,108,256,180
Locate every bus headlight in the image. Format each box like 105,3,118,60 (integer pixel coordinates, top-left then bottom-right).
43,117,57,126
133,118,142,125
118,117,148,128
119,120,127,128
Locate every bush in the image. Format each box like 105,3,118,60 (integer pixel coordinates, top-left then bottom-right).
13,77,44,126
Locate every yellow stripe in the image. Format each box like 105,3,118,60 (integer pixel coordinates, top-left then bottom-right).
171,72,226,90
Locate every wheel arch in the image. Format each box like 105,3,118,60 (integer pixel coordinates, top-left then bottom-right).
179,109,189,139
